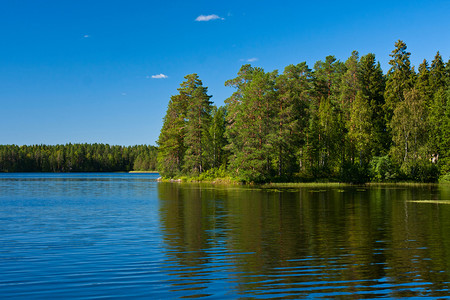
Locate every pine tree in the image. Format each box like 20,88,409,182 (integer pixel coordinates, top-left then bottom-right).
273,62,311,177
181,74,213,174
313,55,346,101
340,51,359,122
224,65,277,182
340,51,360,162
305,56,346,177
317,96,341,175
157,95,188,177
209,106,228,169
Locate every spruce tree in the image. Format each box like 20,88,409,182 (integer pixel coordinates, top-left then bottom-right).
430,51,446,92
358,53,386,156
425,53,446,167
384,40,414,123
415,59,432,107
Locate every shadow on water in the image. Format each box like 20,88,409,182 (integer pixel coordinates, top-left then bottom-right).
158,182,450,298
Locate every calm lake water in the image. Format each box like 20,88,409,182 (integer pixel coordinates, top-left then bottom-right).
1,173,450,299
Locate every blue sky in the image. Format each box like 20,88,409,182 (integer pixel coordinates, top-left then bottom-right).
1,0,449,146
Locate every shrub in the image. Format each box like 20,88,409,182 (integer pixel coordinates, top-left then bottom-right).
340,161,369,184
369,155,400,182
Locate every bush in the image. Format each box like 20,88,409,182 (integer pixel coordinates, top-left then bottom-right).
197,166,231,181
439,173,450,183
369,155,400,182
340,161,369,184
404,159,439,182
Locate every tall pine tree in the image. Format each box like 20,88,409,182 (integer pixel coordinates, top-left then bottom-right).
181,74,213,174
157,94,187,177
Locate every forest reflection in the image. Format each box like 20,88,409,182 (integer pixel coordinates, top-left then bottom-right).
158,183,450,298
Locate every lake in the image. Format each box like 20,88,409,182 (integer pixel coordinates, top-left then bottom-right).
1,173,450,299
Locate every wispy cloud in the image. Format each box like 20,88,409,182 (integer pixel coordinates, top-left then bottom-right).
240,57,259,63
82,34,90,38
149,74,168,79
195,14,224,22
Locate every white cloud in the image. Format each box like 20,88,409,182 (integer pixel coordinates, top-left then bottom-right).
150,74,168,79
83,34,90,38
240,57,259,63
195,14,224,22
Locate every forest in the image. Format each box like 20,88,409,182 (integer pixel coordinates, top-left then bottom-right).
157,40,450,183
0,144,157,172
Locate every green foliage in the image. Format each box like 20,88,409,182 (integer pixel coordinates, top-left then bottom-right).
0,144,157,172
369,156,399,182
197,166,231,181
157,94,187,177
389,88,428,169
439,173,450,184
181,74,213,174
224,65,277,182
348,91,373,164
156,40,449,184
402,159,439,182
358,53,387,156
209,106,228,168
340,161,369,184
157,74,215,177
384,40,414,123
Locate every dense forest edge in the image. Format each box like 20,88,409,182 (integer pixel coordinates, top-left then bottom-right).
157,40,450,184
0,144,157,172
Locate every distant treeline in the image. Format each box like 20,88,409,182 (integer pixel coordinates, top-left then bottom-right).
0,144,157,172
158,40,450,183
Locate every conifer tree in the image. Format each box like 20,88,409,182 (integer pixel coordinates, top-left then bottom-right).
439,90,450,174
384,40,414,123
157,94,187,177
415,59,432,107
313,55,346,101
181,74,213,174
209,106,228,169
358,53,386,156
425,53,446,165
273,63,311,177
340,51,359,122
317,96,341,175
430,51,446,92
340,51,360,162
224,65,277,182
305,56,345,177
